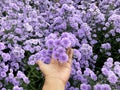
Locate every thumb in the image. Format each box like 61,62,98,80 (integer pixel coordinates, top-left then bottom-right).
67,48,73,64
36,60,48,73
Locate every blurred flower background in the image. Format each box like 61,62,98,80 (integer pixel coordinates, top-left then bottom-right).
0,0,120,90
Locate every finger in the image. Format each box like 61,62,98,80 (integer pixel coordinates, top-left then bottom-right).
67,48,73,64
66,48,71,58
66,48,69,55
50,55,55,63
50,55,58,64
36,60,48,73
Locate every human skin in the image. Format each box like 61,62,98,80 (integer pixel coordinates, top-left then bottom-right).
36,48,73,90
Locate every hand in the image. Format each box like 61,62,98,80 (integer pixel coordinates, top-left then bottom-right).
36,48,73,85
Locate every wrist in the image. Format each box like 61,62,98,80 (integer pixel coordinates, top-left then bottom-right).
45,77,66,86
43,77,65,90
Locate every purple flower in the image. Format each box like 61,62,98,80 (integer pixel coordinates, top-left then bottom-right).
23,77,30,84
56,47,65,54
45,33,57,40
80,44,93,56
76,70,82,75
101,84,111,90
1,88,6,90
65,82,70,88
114,65,120,77
15,28,23,34
80,83,91,90
46,39,54,48
61,38,71,48
90,72,97,81
59,53,68,63
101,43,111,50
74,49,81,60
13,86,23,90
53,52,60,60
94,84,102,90
54,39,61,47
28,60,36,65
69,87,75,90
46,49,53,56
0,42,6,50
43,56,51,64
101,67,109,76
107,57,113,63
93,55,98,60
71,68,76,75
54,16,63,24
17,71,25,79
104,58,113,68
84,68,91,76
0,0,120,89
78,29,85,38
114,61,120,66
61,32,70,38
1,53,11,62
107,71,118,84
0,71,7,78
40,49,47,56
115,28,120,33
3,65,9,72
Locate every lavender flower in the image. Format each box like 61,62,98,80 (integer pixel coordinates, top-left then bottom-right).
94,84,102,90
59,53,68,63
46,39,54,48
0,42,6,50
0,0,120,89
13,86,23,90
101,43,111,50
61,38,71,48
80,83,91,90
101,84,111,90
107,71,118,84
80,44,93,56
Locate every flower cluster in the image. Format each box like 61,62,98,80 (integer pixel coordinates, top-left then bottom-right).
45,32,77,63
94,84,111,90
101,58,120,89
0,0,120,90
28,32,77,64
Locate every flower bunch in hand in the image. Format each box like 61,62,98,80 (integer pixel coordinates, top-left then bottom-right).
38,32,77,63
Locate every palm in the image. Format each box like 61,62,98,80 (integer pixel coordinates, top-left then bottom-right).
37,48,73,84
45,60,71,84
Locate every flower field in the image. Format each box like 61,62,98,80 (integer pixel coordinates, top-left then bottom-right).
0,0,120,90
